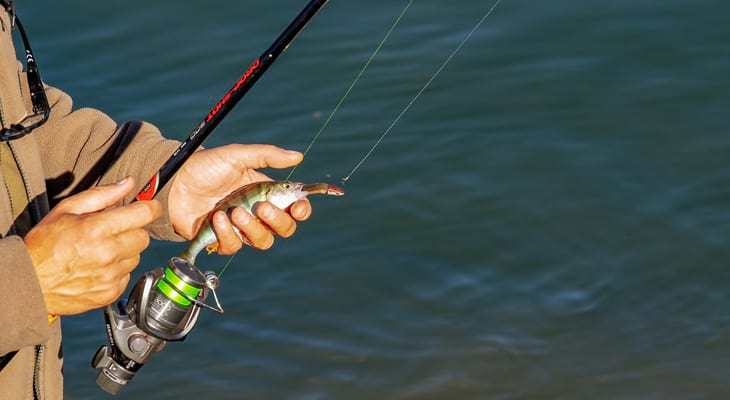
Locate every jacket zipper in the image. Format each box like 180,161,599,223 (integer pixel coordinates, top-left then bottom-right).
33,344,43,400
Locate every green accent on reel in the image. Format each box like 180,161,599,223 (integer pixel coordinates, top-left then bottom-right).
156,267,202,307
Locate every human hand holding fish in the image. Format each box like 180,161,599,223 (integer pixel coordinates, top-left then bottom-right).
167,143,314,256
83,0,506,390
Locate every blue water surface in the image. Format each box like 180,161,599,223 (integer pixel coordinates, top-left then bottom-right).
19,0,730,398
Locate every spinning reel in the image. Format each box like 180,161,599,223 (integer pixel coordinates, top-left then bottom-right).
91,257,223,395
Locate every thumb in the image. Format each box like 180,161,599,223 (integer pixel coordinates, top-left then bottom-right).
226,144,303,170
56,177,135,215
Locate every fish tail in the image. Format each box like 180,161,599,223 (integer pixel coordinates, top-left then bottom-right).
180,223,215,265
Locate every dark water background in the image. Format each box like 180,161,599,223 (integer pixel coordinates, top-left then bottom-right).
19,0,730,398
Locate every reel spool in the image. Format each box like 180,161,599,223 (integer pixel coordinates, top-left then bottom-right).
91,257,222,395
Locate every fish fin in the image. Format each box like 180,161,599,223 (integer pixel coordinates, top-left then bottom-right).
206,242,220,255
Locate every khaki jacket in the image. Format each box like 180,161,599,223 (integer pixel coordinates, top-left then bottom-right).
0,7,184,400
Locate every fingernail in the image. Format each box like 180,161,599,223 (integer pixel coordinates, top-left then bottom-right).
286,150,302,157
117,177,130,186
293,205,307,220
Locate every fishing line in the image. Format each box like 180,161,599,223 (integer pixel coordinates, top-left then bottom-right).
342,0,504,183
287,0,414,180
214,0,502,278
218,252,239,278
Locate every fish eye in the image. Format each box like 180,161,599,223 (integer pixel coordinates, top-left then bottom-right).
283,183,290,189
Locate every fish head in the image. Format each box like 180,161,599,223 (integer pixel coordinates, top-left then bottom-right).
267,181,306,210
267,181,345,210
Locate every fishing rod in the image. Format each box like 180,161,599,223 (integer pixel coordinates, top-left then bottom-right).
92,1,330,395
136,0,329,201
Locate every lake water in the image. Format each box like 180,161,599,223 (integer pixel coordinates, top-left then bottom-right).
20,0,730,398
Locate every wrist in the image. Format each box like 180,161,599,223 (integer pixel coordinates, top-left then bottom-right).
151,174,188,241
25,232,68,317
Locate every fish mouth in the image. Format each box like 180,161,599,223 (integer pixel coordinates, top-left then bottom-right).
302,183,345,196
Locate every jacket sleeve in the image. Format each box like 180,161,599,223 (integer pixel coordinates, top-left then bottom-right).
0,236,50,354
32,85,184,241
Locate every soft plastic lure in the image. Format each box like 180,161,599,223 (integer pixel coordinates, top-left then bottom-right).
180,181,344,265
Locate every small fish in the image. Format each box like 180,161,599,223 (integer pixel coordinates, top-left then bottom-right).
180,181,344,265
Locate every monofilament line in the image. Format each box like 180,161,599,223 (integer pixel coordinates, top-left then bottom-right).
218,252,238,278
342,0,504,183
287,0,414,180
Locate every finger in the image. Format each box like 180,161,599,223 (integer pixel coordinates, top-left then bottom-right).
224,144,303,170
99,256,139,287
289,200,312,221
85,229,148,272
118,273,131,293
85,200,162,237
256,202,297,239
116,256,141,276
106,229,150,261
105,273,131,305
211,211,243,255
230,207,275,250
55,177,135,216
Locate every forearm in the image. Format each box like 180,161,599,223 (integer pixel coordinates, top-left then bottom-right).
0,236,50,355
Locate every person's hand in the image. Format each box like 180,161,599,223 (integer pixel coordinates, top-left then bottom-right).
168,144,312,254
24,177,160,316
